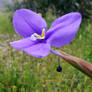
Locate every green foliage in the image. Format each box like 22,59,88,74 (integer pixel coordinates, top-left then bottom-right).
8,0,92,19
0,13,92,91
0,13,14,36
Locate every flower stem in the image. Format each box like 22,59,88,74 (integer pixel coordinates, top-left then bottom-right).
58,56,60,66
51,49,92,78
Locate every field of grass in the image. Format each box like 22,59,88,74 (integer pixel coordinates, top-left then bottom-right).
0,12,92,92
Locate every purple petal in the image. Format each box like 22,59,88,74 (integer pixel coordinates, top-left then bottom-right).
47,12,82,47
49,12,81,30
10,37,37,50
24,43,51,57
13,9,47,38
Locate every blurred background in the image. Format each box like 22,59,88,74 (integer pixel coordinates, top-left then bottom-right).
0,0,92,92
1,0,92,18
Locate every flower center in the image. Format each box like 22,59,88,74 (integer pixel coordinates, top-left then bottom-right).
31,28,45,41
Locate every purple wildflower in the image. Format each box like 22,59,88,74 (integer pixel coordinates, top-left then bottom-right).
10,9,82,57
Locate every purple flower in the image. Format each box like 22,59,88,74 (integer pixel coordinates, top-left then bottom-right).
10,9,82,57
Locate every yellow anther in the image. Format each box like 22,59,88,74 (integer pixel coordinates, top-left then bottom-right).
41,28,45,38
34,33,42,39
33,28,45,39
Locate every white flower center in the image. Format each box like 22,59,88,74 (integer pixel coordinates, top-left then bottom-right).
30,28,45,41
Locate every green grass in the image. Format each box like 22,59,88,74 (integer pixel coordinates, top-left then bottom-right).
0,12,14,35
0,12,92,92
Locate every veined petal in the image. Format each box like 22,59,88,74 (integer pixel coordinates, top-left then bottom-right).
24,43,51,57
49,12,81,30
10,37,37,50
13,9,47,38
47,12,82,47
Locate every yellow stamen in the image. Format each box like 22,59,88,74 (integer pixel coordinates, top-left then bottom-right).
41,28,45,38
33,28,45,39
34,33,42,39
